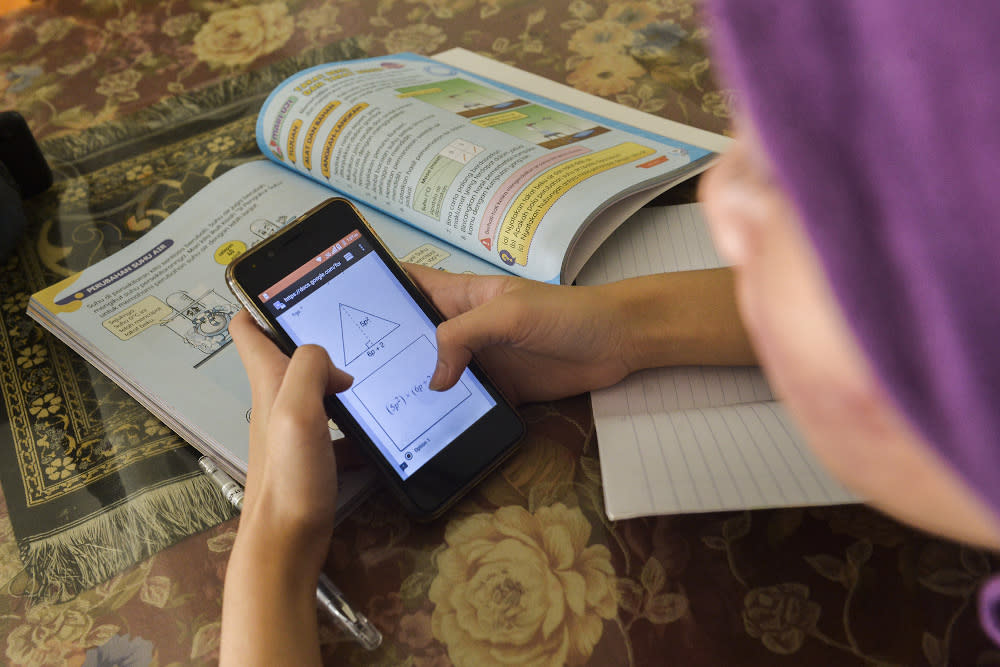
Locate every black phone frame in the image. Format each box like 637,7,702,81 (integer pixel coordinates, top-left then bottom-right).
225,197,524,519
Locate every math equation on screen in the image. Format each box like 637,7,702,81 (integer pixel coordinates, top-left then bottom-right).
386,376,432,415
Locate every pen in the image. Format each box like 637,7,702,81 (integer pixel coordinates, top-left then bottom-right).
199,456,244,511
198,456,383,651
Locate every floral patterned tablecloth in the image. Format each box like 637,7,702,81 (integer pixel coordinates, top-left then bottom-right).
2,1,999,666
1,0,731,143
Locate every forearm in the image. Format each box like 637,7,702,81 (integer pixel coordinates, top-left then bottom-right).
609,267,756,372
221,532,324,667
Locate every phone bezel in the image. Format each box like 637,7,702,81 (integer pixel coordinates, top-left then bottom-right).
225,197,524,519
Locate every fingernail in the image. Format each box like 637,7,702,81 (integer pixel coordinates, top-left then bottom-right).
428,361,447,391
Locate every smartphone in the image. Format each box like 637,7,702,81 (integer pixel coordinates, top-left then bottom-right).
225,198,524,519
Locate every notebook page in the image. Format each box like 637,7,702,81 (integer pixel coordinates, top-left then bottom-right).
594,401,856,519
577,205,855,518
577,203,724,280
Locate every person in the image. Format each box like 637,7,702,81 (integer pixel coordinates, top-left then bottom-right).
220,2,1000,663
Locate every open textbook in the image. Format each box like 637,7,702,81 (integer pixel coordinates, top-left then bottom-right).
576,204,857,520
28,49,727,505
254,50,725,283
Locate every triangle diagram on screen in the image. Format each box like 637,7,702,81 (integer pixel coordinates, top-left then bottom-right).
340,303,400,365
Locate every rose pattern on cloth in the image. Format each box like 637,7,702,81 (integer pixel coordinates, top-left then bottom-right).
429,503,617,667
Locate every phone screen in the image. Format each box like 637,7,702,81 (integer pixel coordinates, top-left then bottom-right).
255,227,496,480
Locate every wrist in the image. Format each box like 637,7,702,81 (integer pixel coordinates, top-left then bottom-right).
230,511,329,591
235,478,336,572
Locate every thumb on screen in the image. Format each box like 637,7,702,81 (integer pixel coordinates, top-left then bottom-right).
427,299,513,391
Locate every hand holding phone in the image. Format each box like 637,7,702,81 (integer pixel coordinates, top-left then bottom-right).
228,311,348,549
226,198,524,519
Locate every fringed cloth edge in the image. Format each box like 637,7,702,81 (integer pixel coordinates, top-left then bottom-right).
12,472,234,602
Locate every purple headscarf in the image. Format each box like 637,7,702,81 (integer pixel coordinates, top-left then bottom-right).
706,0,1000,638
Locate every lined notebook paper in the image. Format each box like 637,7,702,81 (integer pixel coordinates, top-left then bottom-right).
576,205,855,519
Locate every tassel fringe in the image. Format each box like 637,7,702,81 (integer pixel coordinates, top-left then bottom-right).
18,473,234,602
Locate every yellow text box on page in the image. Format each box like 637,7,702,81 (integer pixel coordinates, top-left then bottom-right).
497,142,655,266
402,243,451,267
302,100,341,171
286,119,302,164
102,295,172,341
396,87,442,98
321,103,368,179
471,110,527,128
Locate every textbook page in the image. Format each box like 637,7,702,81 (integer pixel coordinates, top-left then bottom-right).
256,53,717,283
431,48,733,282
576,205,855,519
433,49,732,154
27,161,504,507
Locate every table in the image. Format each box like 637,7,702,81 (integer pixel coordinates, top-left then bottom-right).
1,1,996,665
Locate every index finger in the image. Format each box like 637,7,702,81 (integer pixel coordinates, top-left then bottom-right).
404,263,513,319
269,345,335,432
229,310,290,403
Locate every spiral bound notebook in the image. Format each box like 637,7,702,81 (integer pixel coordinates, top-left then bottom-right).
576,205,856,519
